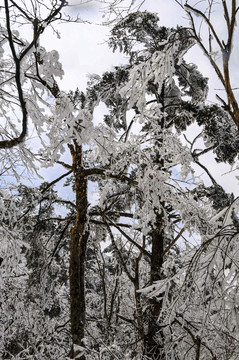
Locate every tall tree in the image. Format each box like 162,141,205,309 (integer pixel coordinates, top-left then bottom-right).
83,11,237,359
1,3,239,359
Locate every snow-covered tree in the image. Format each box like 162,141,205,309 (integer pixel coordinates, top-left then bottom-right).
1,2,239,360
0,184,72,359
81,11,238,359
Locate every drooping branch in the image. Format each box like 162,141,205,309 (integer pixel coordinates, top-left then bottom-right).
0,0,67,149
0,0,28,149
174,315,216,359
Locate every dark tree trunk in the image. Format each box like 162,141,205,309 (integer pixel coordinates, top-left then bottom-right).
144,213,165,360
143,81,167,359
69,141,89,359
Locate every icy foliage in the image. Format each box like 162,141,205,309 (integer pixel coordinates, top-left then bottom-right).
0,1,97,174
196,105,239,164
0,185,71,359
86,10,239,359
1,4,239,359
37,47,64,83
139,197,239,359
119,48,176,112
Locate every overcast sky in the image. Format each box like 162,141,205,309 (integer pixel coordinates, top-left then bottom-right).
48,0,224,98
38,0,239,197
42,0,193,91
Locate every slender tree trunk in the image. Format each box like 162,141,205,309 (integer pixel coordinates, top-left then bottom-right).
144,213,165,360
68,141,89,359
143,82,167,359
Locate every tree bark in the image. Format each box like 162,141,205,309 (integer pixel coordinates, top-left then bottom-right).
144,213,165,360
69,141,89,359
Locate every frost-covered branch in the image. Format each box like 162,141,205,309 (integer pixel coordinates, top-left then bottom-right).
0,0,67,149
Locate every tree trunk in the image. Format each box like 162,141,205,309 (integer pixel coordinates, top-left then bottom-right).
143,81,167,359
144,213,165,360
69,141,89,359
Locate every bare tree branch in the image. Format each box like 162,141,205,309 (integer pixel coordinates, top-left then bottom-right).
103,214,151,258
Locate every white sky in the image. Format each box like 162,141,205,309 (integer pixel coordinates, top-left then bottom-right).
48,0,225,98
38,0,239,197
